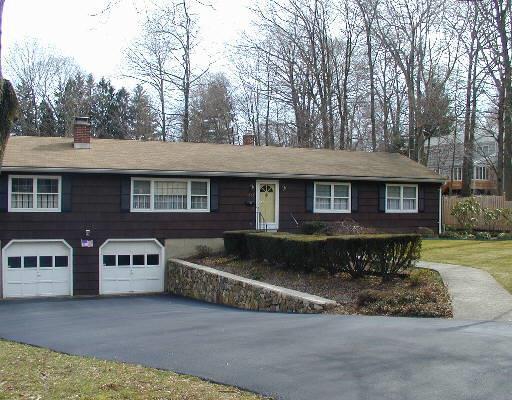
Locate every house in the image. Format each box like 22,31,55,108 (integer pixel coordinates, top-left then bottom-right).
0,117,444,299
427,138,497,195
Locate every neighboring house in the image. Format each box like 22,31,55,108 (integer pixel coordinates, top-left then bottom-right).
0,118,443,299
427,138,497,195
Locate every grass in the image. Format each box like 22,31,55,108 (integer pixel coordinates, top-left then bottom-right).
192,255,452,318
421,239,512,294
0,340,266,400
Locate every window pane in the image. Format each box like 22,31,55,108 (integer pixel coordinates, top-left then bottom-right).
37,179,58,193
333,198,349,210
7,257,21,269
403,186,417,199
387,186,400,198
316,184,331,197
191,181,207,196
147,254,159,265
37,194,59,209
24,256,37,268
133,195,151,209
133,254,145,266
403,199,416,210
11,193,33,209
191,196,208,210
334,184,349,198
387,199,400,210
40,256,53,268
103,255,116,267
315,197,331,210
154,181,187,210
133,180,151,195
118,255,131,266
12,178,33,193
55,256,69,268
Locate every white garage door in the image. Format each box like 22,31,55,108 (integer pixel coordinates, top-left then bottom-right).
99,239,164,295
2,240,73,298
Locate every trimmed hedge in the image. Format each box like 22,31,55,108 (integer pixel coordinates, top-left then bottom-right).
223,231,421,279
223,230,258,258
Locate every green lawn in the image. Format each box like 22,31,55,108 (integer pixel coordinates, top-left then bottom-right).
421,239,512,293
0,340,265,400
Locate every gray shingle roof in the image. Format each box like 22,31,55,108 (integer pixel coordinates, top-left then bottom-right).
1,137,444,182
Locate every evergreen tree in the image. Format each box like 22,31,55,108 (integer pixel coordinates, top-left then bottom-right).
13,81,38,135
114,87,131,139
38,100,57,136
54,73,94,136
91,78,118,138
129,84,157,140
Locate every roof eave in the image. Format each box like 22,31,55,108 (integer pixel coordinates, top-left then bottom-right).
0,166,446,184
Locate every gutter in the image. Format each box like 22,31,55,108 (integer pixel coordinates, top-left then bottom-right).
0,166,446,184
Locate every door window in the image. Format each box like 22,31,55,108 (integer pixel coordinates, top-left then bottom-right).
24,256,37,268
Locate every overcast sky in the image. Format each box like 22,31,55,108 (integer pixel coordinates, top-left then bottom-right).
3,0,252,87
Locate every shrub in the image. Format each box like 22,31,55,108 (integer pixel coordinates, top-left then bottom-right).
439,230,462,239
497,232,512,240
301,221,327,235
301,219,376,236
475,231,492,241
245,233,328,273
223,230,258,258
416,227,436,238
195,245,213,258
371,235,422,280
450,197,482,232
234,232,421,280
321,219,377,235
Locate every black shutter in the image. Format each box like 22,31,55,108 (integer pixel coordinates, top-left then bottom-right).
306,182,314,212
378,184,386,212
418,185,425,212
210,181,219,212
0,174,8,212
120,176,131,212
61,175,72,212
351,184,359,212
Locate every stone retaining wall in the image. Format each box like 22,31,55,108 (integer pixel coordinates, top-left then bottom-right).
168,259,337,313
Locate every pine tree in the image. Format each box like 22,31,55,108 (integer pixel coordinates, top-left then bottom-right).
38,100,57,136
91,78,118,138
129,84,157,140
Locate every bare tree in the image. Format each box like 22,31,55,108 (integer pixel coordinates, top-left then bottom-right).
0,0,19,165
124,13,174,141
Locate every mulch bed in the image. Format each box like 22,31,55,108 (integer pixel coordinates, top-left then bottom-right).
189,255,453,318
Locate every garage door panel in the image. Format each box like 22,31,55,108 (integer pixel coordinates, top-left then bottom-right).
2,241,72,298
100,239,164,295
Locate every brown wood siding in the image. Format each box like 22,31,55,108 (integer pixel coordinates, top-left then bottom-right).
0,173,440,295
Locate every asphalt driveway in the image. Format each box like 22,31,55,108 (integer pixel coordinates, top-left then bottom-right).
1,295,511,400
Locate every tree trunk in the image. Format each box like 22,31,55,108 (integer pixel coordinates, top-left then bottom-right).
159,79,166,141
461,12,478,197
0,0,4,79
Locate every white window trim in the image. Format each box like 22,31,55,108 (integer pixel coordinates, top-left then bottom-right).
385,184,418,214
313,182,351,214
453,166,462,181
8,175,62,213
473,166,488,181
130,177,210,213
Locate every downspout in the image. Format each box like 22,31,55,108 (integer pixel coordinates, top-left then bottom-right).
438,187,443,235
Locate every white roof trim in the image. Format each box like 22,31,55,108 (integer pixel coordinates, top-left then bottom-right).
0,166,446,183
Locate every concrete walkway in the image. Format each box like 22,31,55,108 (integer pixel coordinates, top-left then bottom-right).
419,261,512,322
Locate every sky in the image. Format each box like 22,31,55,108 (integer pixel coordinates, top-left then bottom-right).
3,0,252,87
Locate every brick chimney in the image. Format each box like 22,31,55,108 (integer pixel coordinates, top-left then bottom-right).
73,117,91,149
243,134,255,146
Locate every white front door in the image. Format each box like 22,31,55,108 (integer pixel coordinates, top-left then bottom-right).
99,239,164,295
2,240,73,298
256,181,279,231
